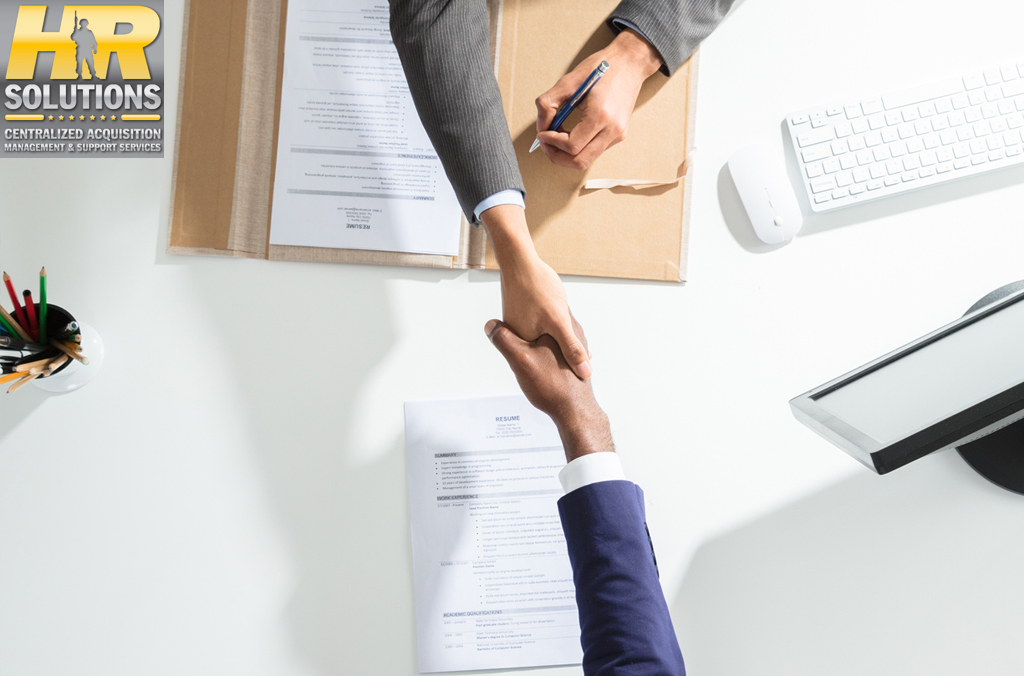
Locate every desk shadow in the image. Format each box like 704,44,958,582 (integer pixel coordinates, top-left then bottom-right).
181,261,420,674
778,120,1024,238
671,450,1024,676
0,386,48,445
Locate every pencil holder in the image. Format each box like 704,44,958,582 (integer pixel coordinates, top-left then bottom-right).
1,304,104,394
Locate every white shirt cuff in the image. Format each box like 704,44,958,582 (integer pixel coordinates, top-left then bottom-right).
473,189,525,222
558,452,626,494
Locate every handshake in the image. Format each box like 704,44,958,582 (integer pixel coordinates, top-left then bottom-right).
483,318,613,464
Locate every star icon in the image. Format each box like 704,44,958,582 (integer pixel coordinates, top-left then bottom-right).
100,115,106,121
48,115,54,121
90,115,95,121
111,115,117,121
58,115,64,121
79,115,84,120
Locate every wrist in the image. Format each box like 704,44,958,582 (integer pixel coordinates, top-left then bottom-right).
481,204,538,269
610,28,663,79
555,404,613,463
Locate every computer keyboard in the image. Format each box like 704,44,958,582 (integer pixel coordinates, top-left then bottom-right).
786,60,1024,212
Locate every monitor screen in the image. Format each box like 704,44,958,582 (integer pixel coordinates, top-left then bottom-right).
814,297,1024,445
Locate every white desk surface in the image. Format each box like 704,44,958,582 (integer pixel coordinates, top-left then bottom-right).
3,0,1024,674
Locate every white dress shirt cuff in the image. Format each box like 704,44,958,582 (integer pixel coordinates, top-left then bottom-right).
473,189,526,222
558,452,626,495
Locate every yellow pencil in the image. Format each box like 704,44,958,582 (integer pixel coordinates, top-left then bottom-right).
42,354,69,376
51,339,89,365
0,372,26,385
8,372,40,393
15,355,58,373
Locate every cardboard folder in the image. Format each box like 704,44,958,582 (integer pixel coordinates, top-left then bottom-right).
168,0,697,281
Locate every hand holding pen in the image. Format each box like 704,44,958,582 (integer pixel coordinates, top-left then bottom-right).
532,29,664,170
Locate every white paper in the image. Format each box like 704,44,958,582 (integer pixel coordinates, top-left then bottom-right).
269,0,462,255
404,395,582,673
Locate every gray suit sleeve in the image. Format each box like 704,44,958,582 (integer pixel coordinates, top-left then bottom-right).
609,0,734,75
389,0,524,221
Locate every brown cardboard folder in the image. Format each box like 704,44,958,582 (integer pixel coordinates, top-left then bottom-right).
169,0,697,281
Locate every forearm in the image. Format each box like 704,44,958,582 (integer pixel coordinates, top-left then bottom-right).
389,0,524,220
610,0,733,75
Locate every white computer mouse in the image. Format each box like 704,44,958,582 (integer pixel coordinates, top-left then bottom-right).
728,144,803,245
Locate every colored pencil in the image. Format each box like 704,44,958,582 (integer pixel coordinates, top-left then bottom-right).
8,371,40,393
42,354,68,376
3,272,28,330
22,290,38,340
15,354,57,373
39,268,47,344
0,303,31,342
51,339,89,365
0,371,27,385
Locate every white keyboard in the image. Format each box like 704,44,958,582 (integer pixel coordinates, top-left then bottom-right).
787,60,1024,212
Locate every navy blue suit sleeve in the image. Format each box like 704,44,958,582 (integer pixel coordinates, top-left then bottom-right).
558,481,685,676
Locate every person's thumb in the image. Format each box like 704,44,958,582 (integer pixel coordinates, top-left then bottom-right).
551,323,592,380
484,319,529,367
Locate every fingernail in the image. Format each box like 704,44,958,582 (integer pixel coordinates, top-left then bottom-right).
484,319,498,337
577,360,593,380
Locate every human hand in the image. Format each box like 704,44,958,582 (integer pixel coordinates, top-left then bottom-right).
482,205,592,380
485,320,612,461
534,29,663,170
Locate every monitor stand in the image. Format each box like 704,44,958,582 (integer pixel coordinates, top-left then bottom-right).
956,280,1024,495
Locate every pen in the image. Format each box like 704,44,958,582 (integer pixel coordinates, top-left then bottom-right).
530,60,610,153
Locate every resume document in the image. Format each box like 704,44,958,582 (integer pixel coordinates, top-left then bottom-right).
405,396,582,673
269,0,462,255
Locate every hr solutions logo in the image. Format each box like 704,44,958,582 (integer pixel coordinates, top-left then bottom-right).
1,0,164,157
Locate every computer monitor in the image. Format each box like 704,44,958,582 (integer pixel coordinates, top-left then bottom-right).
790,286,1024,474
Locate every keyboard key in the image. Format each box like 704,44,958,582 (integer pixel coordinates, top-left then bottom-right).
891,141,908,157
884,77,964,109
1008,145,1023,157
937,147,955,162
931,116,949,132
823,158,841,173
968,91,985,106
856,150,873,165
914,120,931,135
957,127,974,141
990,150,1006,161
971,154,988,165
999,100,1014,115
811,117,828,128
850,183,866,195
852,119,869,134
969,139,986,154
814,194,832,204
852,167,870,182
885,111,902,125
953,143,970,158
805,162,824,178
832,187,850,199
948,111,966,126
884,176,899,187
797,128,835,147
1004,81,1024,97
903,155,921,171
869,164,886,179
991,118,1008,134
907,138,924,153
973,121,991,137
919,166,936,179
835,122,852,138
845,104,862,119
919,102,936,117
865,131,882,147
984,69,1001,86
790,113,809,125
1001,65,1019,82
901,171,919,182
964,73,985,90
936,162,953,173
867,179,884,190
920,150,937,166
827,105,843,116
873,146,891,161
868,114,885,130
1009,114,1024,129
840,154,857,170
981,103,999,118
923,134,941,149
1005,130,1022,145
965,107,983,123
882,128,898,143
811,176,837,193
954,158,970,169
861,98,883,115
886,159,902,174
935,97,953,114
848,135,866,151
831,140,849,155
1019,62,1024,77
952,93,970,109
836,171,853,187
985,87,1001,102
802,145,831,162
987,136,1004,150
1018,96,1024,111
902,107,920,122
939,130,957,145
